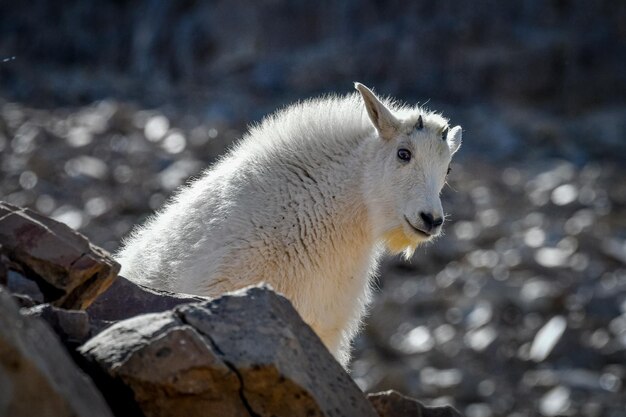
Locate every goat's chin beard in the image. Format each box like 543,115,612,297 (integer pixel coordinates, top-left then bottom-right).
382,226,428,260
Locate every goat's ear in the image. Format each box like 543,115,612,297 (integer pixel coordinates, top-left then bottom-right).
354,82,399,141
447,125,462,155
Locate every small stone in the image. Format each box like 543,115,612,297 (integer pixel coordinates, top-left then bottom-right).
529,316,567,362
144,114,169,142
551,184,578,206
23,303,91,347
368,390,463,417
539,386,570,416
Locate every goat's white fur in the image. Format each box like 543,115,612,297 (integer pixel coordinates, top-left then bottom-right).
116,83,462,367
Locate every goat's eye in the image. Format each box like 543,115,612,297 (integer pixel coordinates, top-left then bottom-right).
447,165,452,175
397,148,412,162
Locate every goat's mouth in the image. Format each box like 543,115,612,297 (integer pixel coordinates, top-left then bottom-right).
404,216,432,238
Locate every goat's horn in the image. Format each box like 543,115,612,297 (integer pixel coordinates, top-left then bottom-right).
441,127,449,140
415,115,423,130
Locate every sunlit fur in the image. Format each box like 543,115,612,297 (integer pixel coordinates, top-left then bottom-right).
383,227,421,258
116,83,462,367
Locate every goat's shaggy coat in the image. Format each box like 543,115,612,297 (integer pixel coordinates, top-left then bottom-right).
117,83,462,366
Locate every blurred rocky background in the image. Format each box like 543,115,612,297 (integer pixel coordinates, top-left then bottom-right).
1,1,625,416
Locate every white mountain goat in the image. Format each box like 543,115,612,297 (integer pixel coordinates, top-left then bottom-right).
116,83,462,367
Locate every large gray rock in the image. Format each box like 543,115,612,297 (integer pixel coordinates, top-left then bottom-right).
0,201,119,309
0,287,113,417
80,285,379,417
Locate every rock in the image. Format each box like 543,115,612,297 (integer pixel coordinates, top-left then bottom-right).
22,303,91,347
529,316,567,362
3,266,45,304
539,385,571,417
82,313,242,417
87,275,208,322
10,293,38,308
0,287,113,417
368,390,464,417
1,246,46,305
80,285,379,417
0,201,119,309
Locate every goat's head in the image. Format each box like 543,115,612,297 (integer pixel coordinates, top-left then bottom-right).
355,82,462,257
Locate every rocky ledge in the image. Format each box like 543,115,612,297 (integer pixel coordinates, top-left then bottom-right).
0,200,462,417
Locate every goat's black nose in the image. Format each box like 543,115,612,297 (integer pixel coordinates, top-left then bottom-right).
420,212,444,230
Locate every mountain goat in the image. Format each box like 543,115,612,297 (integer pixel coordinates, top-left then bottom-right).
116,83,462,367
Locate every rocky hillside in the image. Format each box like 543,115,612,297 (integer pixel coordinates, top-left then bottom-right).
1,0,625,112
